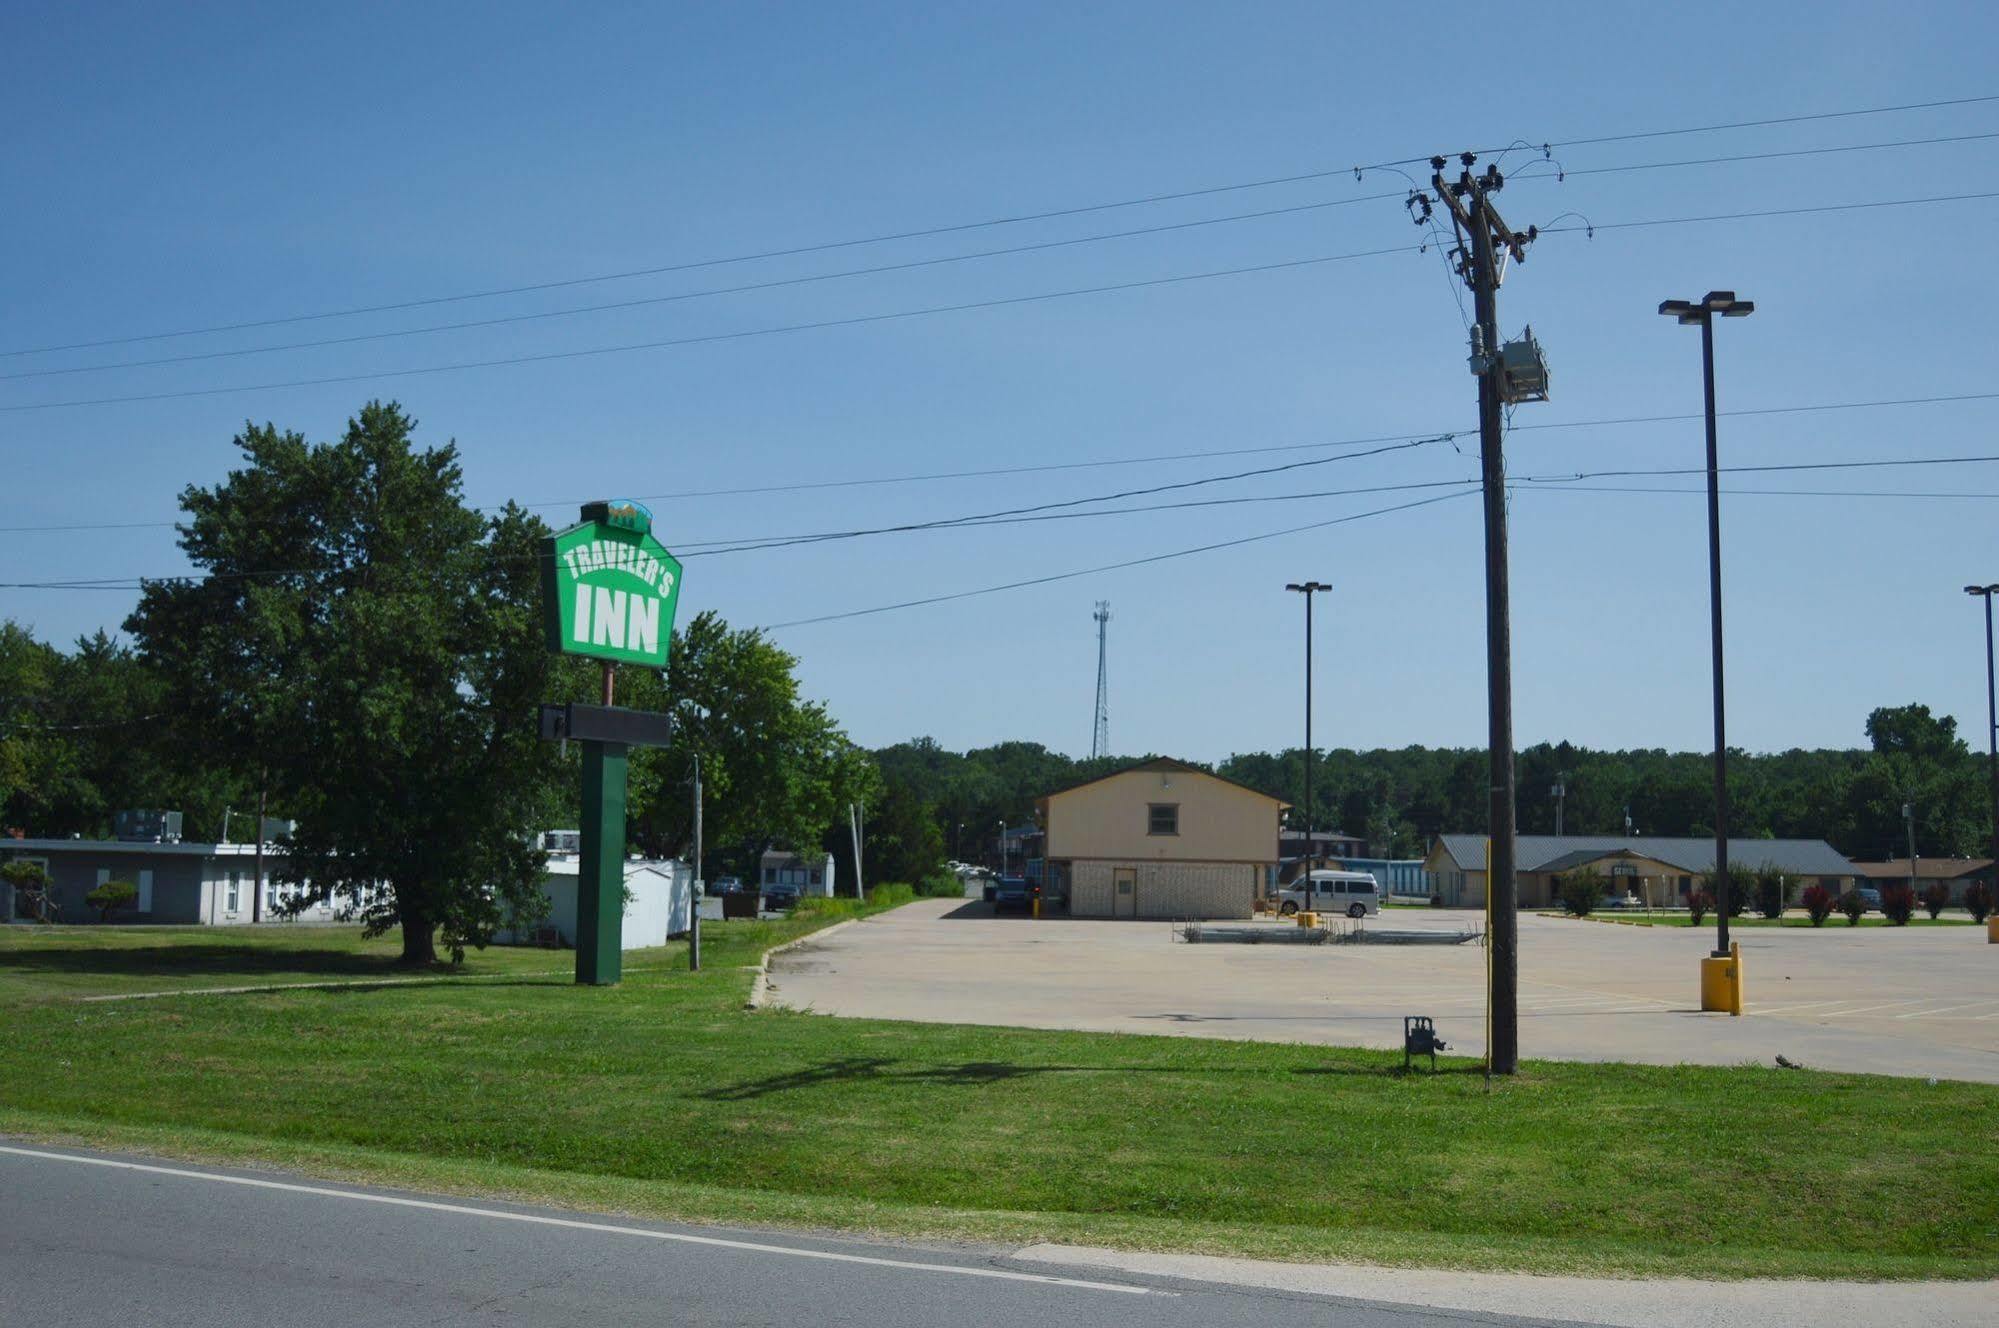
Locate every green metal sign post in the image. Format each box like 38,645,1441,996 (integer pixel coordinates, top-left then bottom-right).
538,500,682,986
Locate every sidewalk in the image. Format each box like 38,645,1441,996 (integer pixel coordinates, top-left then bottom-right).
1015,1244,1995,1328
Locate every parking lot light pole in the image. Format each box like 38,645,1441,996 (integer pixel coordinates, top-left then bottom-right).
1660,291,1754,957
1967,585,1999,883
1286,581,1331,913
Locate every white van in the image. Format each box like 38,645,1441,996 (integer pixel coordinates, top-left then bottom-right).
1272,870,1381,919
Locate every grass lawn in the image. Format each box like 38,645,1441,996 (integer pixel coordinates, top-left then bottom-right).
3,897,1996,1282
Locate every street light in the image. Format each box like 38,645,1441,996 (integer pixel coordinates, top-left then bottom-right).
1285,582,1331,913
1660,290,1754,958
1967,585,1999,904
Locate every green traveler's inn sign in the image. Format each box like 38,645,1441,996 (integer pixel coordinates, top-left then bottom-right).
540,499,683,668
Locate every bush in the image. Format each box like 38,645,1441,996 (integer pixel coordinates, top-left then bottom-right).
1837,891,1867,926
1557,868,1605,917
3,859,56,923
1687,889,1712,926
1800,884,1835,927
1880,884,1915,925
1753,866,1787,920
85,878,138,921
1966,882,1993,923
1919,883,1951,920
915,870,964,899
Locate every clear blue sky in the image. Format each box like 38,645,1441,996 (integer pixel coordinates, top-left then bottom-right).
5,1,1997,762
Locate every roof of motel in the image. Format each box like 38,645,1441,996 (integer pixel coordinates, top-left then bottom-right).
1430,833,1858,877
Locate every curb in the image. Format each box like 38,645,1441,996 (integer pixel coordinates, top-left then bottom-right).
746,918,859,1010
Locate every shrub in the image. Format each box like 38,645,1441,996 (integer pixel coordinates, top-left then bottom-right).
1687,888,1712,926
1753,866,1787,920
1837,891,1867,926
3,859,55,922
1699,867,1753,918
915,870,964,899
1966,882,1993,923
1880,884,1915,925
1557,868,1605,917
85,878,138,921
1919,883,1951,920
1800,884,1835,927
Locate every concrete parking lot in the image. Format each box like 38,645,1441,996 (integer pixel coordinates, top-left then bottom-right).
768,899,1999,1083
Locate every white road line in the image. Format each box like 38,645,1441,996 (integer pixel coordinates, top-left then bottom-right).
0,1145,1160,1297
1895,1002,1995,1019
1812,1000,1930,1018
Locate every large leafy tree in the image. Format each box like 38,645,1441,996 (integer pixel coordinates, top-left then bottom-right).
127,403,563,963
620,611,877,873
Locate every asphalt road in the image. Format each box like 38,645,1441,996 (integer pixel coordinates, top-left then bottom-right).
0,1142,1595,1327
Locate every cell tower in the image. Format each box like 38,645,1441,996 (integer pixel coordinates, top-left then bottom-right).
1091,601,1111,759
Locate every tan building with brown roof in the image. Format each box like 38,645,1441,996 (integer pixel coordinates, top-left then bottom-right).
1852,858,1994,903
1036,758,1286,919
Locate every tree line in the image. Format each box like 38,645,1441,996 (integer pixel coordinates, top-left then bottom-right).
870,701,1993,867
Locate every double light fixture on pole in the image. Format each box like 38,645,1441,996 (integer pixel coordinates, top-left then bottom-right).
1658,291,1754,961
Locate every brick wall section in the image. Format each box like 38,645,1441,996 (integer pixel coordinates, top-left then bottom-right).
1069,860,1255,919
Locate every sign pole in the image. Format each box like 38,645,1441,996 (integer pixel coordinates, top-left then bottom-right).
576,736,629,986
536,499,683,987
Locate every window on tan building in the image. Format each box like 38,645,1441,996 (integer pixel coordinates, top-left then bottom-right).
1148,803,1179,836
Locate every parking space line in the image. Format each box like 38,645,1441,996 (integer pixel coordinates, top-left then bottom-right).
1894,1002,1993,1019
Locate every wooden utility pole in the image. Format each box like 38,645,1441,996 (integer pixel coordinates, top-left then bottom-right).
1417,154,1538,1075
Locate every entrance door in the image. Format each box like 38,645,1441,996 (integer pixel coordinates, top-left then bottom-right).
1112,867,1137,919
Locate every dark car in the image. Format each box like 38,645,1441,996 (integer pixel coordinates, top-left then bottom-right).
762,882,801,911
993,875,1032,911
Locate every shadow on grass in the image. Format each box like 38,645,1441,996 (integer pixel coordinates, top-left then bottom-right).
0,944,439,982
698,1055,1405,1100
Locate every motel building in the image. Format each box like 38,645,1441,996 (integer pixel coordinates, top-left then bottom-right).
1422,833,1862,909
1036,757,1287,919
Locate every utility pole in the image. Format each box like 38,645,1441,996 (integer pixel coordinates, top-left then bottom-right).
1285,582,1331,912
690,753,702,972
1552,774,1566,838
1903,799,1918,900
850,802,865,903
1414,154,1540,1076
252,781,266,924
1091,602,1111,760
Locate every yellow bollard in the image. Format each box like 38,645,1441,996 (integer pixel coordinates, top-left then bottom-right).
1297,911,1318,929
1700,941,1744,1015
1032,898,1041,920
1987,915,1998,944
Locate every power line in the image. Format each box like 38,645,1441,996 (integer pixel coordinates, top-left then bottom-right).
757,488,1484,630
12,185,1999,416
0,244,1418,414
1547,130,1999,179
1494,92,1999,154
0,192,1406,384
10,91,1994,362
1513,483,1999,500
1542,190,1999,236
4,451,1993,594
675,435,1454,555
17,131,1999,386
7,387,1999,536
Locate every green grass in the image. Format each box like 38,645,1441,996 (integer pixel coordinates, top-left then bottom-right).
3,894,1995,1282
1550,912,1979,928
